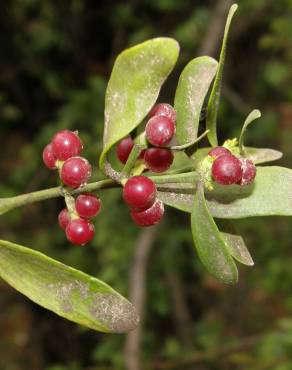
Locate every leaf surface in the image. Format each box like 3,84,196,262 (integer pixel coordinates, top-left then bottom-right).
191,183,238,284
158,167,292,218
206,4,238,146
0,240,139,333
100,38,179,168
174,56,217,145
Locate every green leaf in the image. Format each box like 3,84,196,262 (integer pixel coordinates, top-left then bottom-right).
221,232,254,266
239,109,261,153
192,146,283,168
99,38,179,168
220,221,254,266
174,57,218,145
158,166,292,219
236,147,283,164
191,182,238,284
206,4,238,146
0,240,139,333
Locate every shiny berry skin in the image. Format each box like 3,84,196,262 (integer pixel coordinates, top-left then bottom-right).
42,143,57,169
75,193,101,218
123,176,156,211
145,115,175,147
65,218,95,245
239,158,256,186
58,208,70,230
208,146,231,159
60,156,91,188
144,148,174,173
51,130,83,161
149,103,176,123
212,154,243,185
131,199,164,227
116,136,134,164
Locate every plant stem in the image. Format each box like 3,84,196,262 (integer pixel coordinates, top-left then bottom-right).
0,179,117,216
122,144,143,178
148,171,200,184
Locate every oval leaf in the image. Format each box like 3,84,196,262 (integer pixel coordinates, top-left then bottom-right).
239,109,261,152
221,232,254,266
0,240,139,333
206,4,238,146
159,166,292,219
191,182,238,284
220,221,254,266
239,147,283,164
99,37,179,168
192,146,283,168
174,57,218,145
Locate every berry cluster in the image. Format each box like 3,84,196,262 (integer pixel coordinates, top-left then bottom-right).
43,130,100,245
116,103,176,173
209,147,256,186
43,130,92,188
123,176,164,227
58,193,101,245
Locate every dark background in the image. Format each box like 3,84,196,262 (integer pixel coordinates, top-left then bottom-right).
0,1,292,369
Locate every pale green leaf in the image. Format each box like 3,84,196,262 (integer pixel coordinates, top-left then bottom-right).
206,4,238,146
192,147,283,168
158,167,292,218
0,240,139,333
239,109,261,153
220,221,254,266
99,38,179,168
222,232,254,266
174,57,218,145
191,182,238,284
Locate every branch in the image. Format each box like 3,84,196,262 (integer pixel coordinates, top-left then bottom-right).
198,0,233,56
0,179,117,216
154,333,265,369
124,226,159,370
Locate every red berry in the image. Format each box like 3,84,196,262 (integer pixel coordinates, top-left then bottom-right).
52,130,83,161
60,156,91,188
212,154,243,185
123,176,156,211
116,136,134,164
65,218,95,245
58,208,70,230
75,193,101,218
131,199,164,227
149,103,176,122
239,158,256,186
144,148,174,173
145,115,175,147
208,146,231,159
43,143,57,169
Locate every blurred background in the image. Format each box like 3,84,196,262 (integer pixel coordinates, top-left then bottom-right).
1,0,292,369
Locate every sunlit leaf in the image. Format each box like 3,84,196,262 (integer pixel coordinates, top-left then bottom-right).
174,57,217,145
238,109,261,153
0,240,139,333
206,4,238,146
158,167,292,218
99,38,179,168
191,182,238,284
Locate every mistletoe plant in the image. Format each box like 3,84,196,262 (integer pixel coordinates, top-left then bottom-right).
0,4,291,334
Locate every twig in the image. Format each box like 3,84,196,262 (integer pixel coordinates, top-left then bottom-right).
0,179,117,216
166,270,193,348
124,226,159,370
154,333,265,369
198,0,233,56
